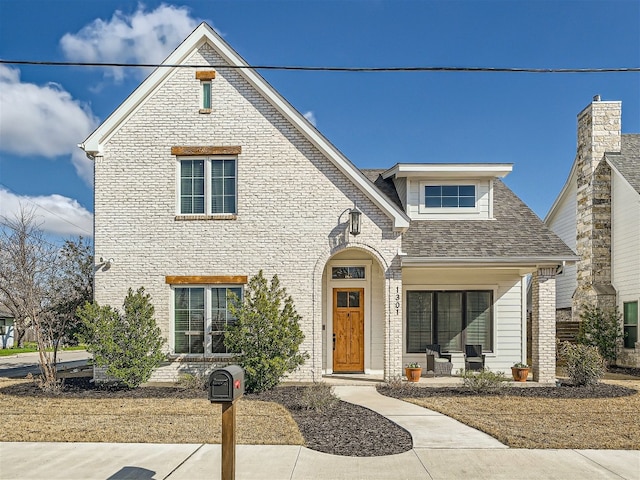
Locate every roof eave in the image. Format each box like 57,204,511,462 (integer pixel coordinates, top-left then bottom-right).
402,256,578,268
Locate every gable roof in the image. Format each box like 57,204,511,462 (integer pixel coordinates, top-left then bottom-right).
605,134,640,194
81,22,410,231
402,179,577,265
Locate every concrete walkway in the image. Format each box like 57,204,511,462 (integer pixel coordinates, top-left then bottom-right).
333,385,507,449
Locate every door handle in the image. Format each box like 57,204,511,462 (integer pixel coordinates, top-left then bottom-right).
333,333,336,351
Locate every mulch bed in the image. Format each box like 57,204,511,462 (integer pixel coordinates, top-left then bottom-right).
250,386,412,457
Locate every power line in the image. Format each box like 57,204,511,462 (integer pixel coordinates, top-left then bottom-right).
0,183,93,237
1,59,639,73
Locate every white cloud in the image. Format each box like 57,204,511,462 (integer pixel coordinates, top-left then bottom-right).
303,111,317,126
0,65,98,185
60,4,200,82
0,188,93,238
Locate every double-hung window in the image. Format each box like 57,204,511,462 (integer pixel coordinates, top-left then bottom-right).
623,301,638,349
179,157,237,215
406,290,493,353
174,285,242,355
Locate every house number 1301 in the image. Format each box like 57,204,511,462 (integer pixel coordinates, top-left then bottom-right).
395,286,400,315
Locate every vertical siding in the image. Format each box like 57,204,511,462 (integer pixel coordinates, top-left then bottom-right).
612,174,640,303
392,177,407,209
547,177,577,309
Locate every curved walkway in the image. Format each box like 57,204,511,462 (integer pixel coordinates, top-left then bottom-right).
333,385,507,449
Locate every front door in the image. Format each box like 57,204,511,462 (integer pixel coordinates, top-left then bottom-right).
333,288,364,373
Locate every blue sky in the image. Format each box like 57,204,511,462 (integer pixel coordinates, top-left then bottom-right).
1,0,638,239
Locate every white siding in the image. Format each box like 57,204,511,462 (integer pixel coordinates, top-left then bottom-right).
402,268,525,371
405,179,491,220
546,176,577,309
611,173,640,306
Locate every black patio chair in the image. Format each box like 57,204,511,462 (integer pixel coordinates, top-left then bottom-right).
426,344,453,377
464,344,485,371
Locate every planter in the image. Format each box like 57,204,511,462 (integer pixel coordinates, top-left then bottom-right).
511,367,530,382
405,367,422,382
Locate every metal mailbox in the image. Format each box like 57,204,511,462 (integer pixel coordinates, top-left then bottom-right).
208,365,244,403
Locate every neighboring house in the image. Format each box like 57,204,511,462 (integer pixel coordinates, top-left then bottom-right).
545,97,640,367
0,307,15,349
81,23,575,384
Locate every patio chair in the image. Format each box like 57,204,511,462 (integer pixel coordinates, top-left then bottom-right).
464,344,485,371
426,344,453,377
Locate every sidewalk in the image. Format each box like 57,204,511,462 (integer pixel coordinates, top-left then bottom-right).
1,384,638,479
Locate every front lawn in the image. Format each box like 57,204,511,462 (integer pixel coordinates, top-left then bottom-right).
0,344,87,356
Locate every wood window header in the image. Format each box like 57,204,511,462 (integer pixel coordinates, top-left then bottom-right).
171,146,242,156
166,275,248,285
195,70,216,80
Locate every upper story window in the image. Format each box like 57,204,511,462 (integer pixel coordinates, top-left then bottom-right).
425,185,476,208
179,157,237,215
195,70,216,113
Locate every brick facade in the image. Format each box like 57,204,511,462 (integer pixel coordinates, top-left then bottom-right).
531,267,557,383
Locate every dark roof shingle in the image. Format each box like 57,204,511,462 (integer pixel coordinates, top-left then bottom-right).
606,134,640,193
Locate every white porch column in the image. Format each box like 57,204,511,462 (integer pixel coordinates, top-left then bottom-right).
385,260,403,381
531,267,557,383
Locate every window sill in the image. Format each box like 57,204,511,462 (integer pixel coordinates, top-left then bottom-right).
168,354,238,362
199,108,212,114
175,214,237,221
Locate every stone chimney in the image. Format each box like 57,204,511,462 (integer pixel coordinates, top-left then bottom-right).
573,96,622,318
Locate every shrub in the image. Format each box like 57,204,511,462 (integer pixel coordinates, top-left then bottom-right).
559,341,605,386
300,382,339,411
459,368,507,394
578,304,624,367
78,287,167,388
224,271,309,393
177,372,208,390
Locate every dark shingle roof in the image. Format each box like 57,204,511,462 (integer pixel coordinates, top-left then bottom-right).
606,134,640,193
401,179,576,259
360,169,403,209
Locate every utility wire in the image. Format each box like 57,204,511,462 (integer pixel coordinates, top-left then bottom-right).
0,183,93,237
1,59,639,73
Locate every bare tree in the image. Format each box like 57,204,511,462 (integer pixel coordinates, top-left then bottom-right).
0,207,70,390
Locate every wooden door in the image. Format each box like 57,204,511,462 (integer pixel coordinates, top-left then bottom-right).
333,288,364,373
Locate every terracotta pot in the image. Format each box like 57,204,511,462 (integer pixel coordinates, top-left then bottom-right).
405,367,422,382
511,367,530,382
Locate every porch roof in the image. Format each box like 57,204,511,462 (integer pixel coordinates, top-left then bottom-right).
361,170,577,263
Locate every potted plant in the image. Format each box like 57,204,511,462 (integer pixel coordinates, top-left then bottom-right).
511,362,530,382
405,362,422,382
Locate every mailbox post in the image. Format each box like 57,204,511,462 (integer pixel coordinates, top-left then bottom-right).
208,366,244,480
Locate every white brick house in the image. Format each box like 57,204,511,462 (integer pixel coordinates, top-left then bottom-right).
545,97,640,367
82,23,575,384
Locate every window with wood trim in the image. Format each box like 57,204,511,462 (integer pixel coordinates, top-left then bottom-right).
624,301,638,349
179,157,237,215
174,285,242,355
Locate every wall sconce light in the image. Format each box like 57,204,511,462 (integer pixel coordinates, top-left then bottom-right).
349,206,362,236
99,257,114,267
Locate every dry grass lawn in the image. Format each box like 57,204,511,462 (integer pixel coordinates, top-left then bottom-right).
405,379,640,449
0,379,304,445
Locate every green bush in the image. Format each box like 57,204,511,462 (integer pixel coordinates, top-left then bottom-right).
459,368,507,394
559,341,605,386
177,371,208,390
578,304,624,367
300,382,339,411
224,271,309,393
77,287,166,388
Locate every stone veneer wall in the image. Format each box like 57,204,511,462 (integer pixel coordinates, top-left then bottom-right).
573,99,621,318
